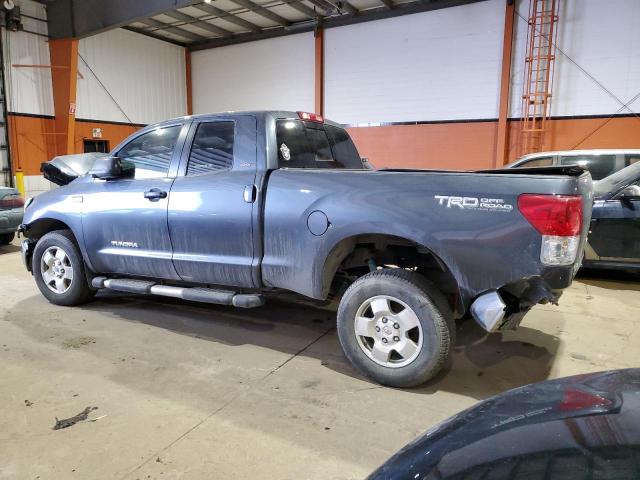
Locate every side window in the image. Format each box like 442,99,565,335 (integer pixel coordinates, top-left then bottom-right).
559,154,616,180
187,122,234,176
276,119,364,169
117,125,181,179
625,154,640,166
519,156,553,168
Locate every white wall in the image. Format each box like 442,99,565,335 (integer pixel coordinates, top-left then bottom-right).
2,0,53,116
77,28,187,124
191,32,315,114
509,0,640,118
324,0,504,125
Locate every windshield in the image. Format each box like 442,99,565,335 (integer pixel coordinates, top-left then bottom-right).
594,161,640,197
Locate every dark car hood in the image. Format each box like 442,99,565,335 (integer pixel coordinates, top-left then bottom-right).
41,152,107,186
369,369,640,479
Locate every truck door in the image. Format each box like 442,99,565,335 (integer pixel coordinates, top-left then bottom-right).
590,182,640,263
167,115,258,288
82,123,187,279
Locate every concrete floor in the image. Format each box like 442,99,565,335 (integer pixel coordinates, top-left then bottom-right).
0,240,639,480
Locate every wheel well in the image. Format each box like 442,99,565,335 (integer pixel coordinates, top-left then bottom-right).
323,235,462,317
25,219,72,240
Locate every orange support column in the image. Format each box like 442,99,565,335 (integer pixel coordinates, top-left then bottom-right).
49,38,79,156
495,0,515,167
185,48,193,116
314,27,324,116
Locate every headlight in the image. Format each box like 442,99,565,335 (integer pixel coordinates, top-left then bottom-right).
24,197,34,209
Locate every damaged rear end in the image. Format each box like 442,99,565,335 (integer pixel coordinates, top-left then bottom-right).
470,167,593,332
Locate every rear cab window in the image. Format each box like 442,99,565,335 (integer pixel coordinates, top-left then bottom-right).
276,119,363,169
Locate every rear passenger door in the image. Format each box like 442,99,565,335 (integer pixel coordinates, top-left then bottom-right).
167,116,258,288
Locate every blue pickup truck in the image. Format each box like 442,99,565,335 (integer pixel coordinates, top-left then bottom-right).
20,111,593,387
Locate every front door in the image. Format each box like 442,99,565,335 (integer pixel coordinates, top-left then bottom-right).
590,184,640,263
168,116,257,288
82,123,187,279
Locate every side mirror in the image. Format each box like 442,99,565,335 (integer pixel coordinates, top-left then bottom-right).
88,156,135,180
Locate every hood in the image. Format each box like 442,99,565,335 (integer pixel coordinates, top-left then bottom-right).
41,152,107,186
369,369,640,479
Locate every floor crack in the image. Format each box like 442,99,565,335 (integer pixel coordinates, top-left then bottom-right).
118,325,335,480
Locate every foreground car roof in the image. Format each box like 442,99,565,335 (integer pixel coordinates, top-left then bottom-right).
369,369,640,479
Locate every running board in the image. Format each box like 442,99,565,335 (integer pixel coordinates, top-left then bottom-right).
91,277,264,308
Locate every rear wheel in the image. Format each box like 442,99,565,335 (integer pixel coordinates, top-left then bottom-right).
337,268,453,388
0,232,14,245
33,230,95,306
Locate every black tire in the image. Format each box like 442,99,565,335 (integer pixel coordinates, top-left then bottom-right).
337,268,453,388
0,232,14,245
32,230,95,306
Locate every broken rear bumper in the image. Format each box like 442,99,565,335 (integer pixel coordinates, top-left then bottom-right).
470,275,563,333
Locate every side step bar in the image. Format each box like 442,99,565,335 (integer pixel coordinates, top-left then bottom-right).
91,277,265,308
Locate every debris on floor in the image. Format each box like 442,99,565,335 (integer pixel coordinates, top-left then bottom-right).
53,406,98,430
62,336,96,349
24,400,33,407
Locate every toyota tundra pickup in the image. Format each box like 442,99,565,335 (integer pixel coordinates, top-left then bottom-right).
19,111,593,387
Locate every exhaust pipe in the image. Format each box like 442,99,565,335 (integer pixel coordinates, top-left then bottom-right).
470,291,506,333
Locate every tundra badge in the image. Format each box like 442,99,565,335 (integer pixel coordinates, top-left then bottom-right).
110,240,139,248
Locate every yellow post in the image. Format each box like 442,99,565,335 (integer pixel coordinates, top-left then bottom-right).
15,170,25,197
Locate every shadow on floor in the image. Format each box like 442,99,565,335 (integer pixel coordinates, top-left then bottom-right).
577,268,640,292
12,290,561,401
0,243,20,254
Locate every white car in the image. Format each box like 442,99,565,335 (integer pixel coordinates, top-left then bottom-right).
505,149,640,181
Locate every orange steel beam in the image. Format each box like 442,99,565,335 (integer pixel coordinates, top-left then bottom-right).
48,38,79,156
495,0,515,167
185,49,193,115
314,27,324,115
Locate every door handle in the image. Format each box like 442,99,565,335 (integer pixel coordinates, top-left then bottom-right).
144,188,167,201
243,185,257,203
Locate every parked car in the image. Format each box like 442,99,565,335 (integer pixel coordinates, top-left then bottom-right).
0,187,24,245
506,149,640,180
20,111,593,387
369,369,640,479
583,161,640,271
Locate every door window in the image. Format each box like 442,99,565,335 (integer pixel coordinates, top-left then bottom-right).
117,125,181,179
625,154,640,166
518,156,553,168
559,154,617,180
187,122,235,176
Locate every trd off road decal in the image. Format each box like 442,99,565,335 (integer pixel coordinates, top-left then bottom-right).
434,195,513,212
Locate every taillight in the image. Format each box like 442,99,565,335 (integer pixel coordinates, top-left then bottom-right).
518,194,582,236
0,195,24,209
297,111,324,123
518,194,583,266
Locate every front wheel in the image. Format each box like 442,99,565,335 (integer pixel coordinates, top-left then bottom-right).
337,268,453,388
32,230,95,306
